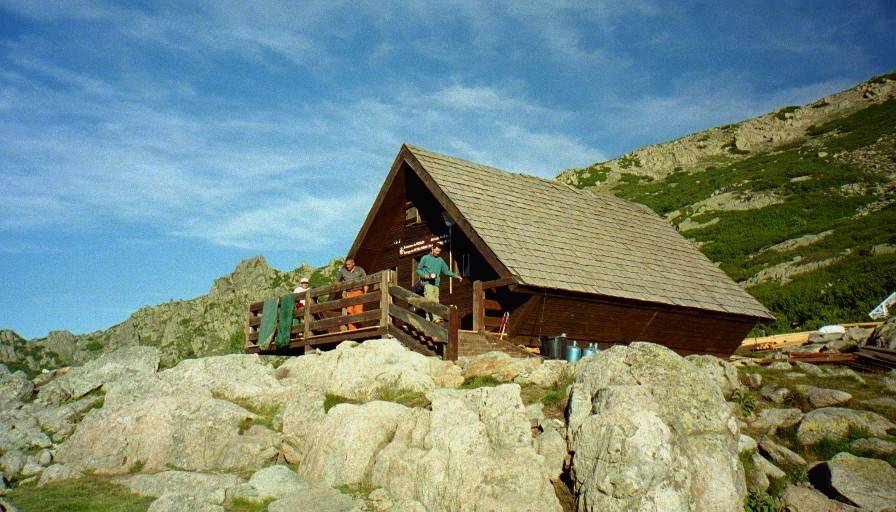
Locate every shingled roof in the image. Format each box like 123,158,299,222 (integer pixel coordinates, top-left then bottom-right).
402,144,773,320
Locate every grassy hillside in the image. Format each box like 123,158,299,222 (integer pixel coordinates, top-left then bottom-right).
559,73,896,334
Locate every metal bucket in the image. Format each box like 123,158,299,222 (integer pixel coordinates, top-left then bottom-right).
565,344,581,363
541,336,565,360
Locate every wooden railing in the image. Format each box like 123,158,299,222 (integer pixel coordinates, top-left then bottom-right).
472,278,514,334
245,271,458,360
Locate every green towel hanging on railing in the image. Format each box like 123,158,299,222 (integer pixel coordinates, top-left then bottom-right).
275,293,297,348
258,297,279,350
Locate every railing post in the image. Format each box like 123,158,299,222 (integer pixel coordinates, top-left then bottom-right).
302,289,313,354
244,305,253,351
473,280,484,333
447,305,459,361
379,271,392,336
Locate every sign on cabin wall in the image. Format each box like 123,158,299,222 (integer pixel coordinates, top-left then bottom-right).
399,234,448,257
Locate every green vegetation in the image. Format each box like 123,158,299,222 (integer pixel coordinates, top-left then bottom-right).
575,165,611,187
744,490,783,512
459,375,502,389
324,393,360,412
563,95,896,333
370,386,430,408
228,330,246,353
730,388,757,418
227,497,271,512
618,155,641,169
774,106,800,121
5,477,155,512
85,341,104,352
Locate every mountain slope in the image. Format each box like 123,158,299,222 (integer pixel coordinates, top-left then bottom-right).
558,72,896,333
1,257,342,372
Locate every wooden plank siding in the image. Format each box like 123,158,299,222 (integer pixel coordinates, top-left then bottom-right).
354,164,501,329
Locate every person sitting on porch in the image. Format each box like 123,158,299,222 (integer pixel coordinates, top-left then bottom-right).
293,277,310,307
337,258,367,330
417,244,461,323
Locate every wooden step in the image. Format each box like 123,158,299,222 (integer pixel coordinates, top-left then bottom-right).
458,331,534,358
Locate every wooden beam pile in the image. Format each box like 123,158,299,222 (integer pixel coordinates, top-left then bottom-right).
788,346,896,372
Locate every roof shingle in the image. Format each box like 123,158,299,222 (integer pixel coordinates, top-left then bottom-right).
406,145,773,320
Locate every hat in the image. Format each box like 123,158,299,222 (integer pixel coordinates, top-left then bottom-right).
300,277,309,284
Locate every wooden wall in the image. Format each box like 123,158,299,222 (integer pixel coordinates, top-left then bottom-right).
354,164,500,328
508,292,755,356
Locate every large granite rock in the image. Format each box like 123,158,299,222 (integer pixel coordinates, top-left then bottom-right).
749,407,804,433
797,407,895,445
0,407,51,453
0,370,33,402
300,384,561,512
122,471,242,505
267,486,364,512
157,354,287,409
796,385,852,408
758,436,806,467
31,394,104,441
567,343,744,512
39,346,160,402
684,354,744,399
280,388,327,463
867,316,896,350
300,400,412,487
823,452,896,511
371,385,560,512
147,494,223,512
275,339,462,399
459,351,540,382
781,484,862,511
234,465,306,503
36,464,84,487
56,395,279,474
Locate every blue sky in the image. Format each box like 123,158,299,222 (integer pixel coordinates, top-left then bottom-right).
2,1,894,339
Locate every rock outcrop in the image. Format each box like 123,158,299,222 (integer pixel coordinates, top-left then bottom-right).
566,342,745,511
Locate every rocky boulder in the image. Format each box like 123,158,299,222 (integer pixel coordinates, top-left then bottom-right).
157,354,286,409
122,471,242,505
797,407,895,445
371,385,560,512
749,407,804,433
867,316,896,350
300,400,413,487
275,339,462,399
796,385,852,408
0,370,33,402
56,395,279,475
814,452,896,511
39,346,159,402
684,354,744,399
567,343,744,512
781,484,862,511
299,384,561,512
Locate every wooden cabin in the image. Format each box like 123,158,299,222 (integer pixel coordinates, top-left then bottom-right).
349,144,774,357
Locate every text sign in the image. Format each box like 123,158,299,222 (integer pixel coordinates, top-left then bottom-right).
399,234,448,257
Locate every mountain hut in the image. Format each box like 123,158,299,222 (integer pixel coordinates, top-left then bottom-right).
348,144,774,357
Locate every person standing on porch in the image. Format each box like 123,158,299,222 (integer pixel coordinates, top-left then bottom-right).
417,244,461,322
337,258,367,330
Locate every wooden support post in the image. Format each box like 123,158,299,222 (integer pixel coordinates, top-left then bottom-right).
472,280,484,333
379,270,392,332
302,289,313,354
447,305,459,361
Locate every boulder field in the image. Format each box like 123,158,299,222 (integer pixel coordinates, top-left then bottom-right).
2,339,754,511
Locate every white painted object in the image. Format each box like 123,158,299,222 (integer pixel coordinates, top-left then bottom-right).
869,291,896,320
817,325,846,334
